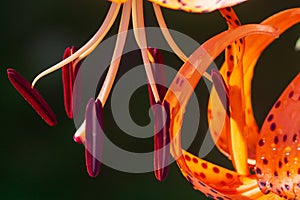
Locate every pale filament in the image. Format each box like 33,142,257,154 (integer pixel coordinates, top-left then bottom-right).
97,0,132,105
132,0,160,103
31,3,121,88
152,4,212,82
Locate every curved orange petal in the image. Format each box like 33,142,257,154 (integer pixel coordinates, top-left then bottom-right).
256,73,300,199
148,0,246,13
208,8,300,166
208,7,250,175
163,24,277,199
244,8,300,163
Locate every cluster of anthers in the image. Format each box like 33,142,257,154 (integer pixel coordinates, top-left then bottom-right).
7,0,300,199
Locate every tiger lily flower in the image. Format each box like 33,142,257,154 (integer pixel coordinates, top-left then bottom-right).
164,7,300,199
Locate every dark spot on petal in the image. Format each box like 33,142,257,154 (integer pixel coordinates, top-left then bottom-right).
284,157,288,164
226,173,233,179
256,168,261,175
200,172,206,179
210,189,218,194
274,171,278,177
226,7,231,12
276,189,281,194
187,176,193,184
283,134,287,142
270,123,276,131
234,19,240,26
267,114,274,122
259,181,266,187
289,91,294,98
275,101,281,108
274,136,279,144
263,158,268,165
198,181,206,187
264,190,271,195
213,167,220,173
287,171,291,177
185,154,191,161
279,161,283,168
259,139,265,146
293,134,297,142
192,157,198,164
285,184,290,190
201,163,208,169
227,71,231,77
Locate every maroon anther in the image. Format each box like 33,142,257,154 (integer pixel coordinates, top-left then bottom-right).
7,68,57,126
147,48,170,181
85,98,104,178
153,101,170,181
62,46,80,119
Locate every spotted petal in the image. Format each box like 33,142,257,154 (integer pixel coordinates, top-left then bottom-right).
256,73,300,199
149,0,246,13
163,24,277,199
208,8,300,167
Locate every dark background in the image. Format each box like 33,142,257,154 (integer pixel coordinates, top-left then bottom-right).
1,0,299,199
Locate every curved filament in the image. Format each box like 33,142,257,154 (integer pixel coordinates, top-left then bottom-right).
31,3,121,87
97,0,132,105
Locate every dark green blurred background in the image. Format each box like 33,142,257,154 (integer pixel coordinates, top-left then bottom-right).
1,0,299,199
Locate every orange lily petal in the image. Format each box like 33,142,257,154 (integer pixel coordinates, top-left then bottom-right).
208,8,300,166
244,8,300,162
256,73,300,199
208,7,250,175
148,0,246,13
163,24,277,199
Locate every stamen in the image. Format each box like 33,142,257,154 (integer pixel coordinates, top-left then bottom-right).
7,68,57,126
132,0,160,103
31,3,121,88
85,98,104,178
97,0,131,105
152,4,212,82
211,69,229,115
62,46,76,118
147,48,170,181
153,101,170,181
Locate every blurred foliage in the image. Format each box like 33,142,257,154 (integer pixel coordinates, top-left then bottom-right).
0,0,299,199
